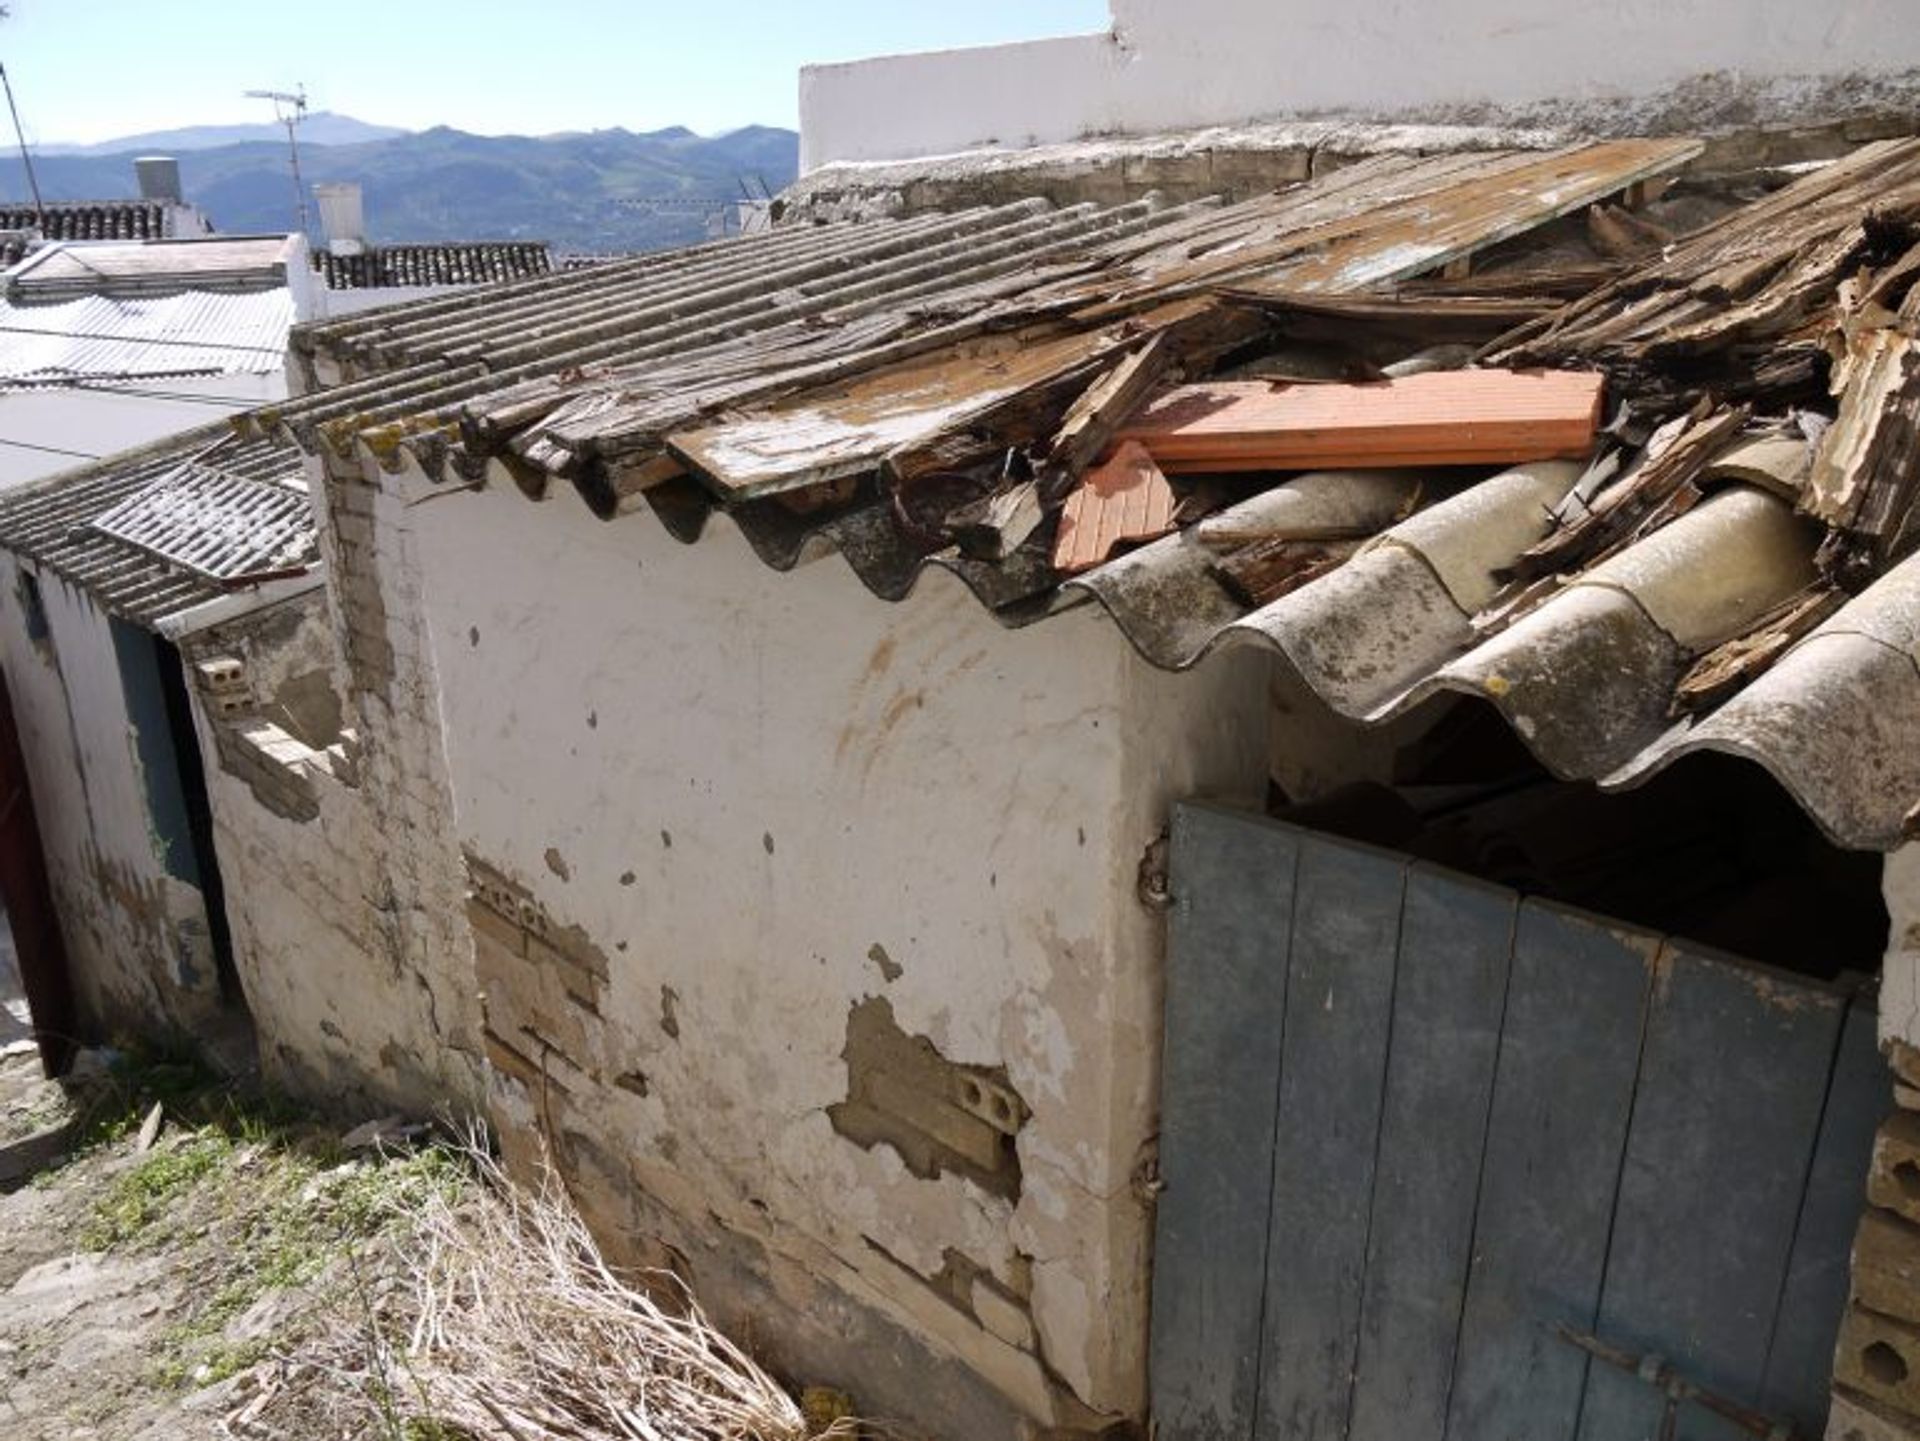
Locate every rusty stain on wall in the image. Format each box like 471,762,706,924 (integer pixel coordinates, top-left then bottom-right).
829,996,1028,1200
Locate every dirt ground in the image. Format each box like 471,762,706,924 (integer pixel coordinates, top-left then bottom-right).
0,1047,461,1441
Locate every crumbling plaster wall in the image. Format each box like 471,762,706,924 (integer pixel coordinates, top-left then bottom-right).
0,554,218,1034
799,0,1920,169
285,443,486,1115
390,469,1269,1433
178,589,479,1113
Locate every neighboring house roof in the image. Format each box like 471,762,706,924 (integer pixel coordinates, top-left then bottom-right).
243,135,1920,851
0,423,316,627
8,236,298,298
311,242,553,290
0,200,194,270
0,289,295,386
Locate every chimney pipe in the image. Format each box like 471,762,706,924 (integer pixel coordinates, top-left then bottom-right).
134,155,181,204
312,181,365,256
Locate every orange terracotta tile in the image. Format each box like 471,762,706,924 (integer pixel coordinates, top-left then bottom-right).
1118,368,1605,472
1053,439,1178,575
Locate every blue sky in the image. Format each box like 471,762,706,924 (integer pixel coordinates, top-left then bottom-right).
0,0,1112,144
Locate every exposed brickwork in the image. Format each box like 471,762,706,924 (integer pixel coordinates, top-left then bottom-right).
298,443,484,1102
1833,1098,1920,1437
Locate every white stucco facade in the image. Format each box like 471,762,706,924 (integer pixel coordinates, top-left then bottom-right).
348,462,1270,1431
800,0,1920,169
0,374,288,492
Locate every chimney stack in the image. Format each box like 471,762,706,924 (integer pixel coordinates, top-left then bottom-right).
313,182,366,256
134,156,182,204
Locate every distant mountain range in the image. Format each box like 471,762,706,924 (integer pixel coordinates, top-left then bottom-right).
0,118,800,254
37,112,410,155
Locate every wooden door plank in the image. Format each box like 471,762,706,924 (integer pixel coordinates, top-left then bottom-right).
1444,900,1659,1441
1256,833,1409,1441
1758,995,1891,1433
1573,947,1848,1441
1347,865,1518,1441
1150,804,1302,1441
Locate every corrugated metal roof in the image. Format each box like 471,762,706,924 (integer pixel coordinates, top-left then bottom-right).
312,243,553,290
0,289,294,386
0,424,315,626
227,135,1920,851
8,236,295,297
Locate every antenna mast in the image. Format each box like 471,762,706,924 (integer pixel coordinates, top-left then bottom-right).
244,84,309,236
0,62,43,225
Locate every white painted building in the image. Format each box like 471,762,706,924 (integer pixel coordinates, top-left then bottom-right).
800,0,1920,169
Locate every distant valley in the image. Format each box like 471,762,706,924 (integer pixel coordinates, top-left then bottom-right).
0,116,800,254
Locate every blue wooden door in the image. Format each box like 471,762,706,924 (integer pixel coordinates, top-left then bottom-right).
1152,803,1887,1441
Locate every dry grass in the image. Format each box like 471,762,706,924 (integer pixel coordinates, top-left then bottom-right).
230,1138,845,1441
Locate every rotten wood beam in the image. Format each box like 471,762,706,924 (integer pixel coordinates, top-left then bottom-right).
1670,585,1844,715
1212,538,1363,609
1511,405,1748,580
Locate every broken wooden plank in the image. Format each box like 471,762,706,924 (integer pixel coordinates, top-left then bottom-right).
1490,139,1920,396
1512,405,1747,580
948,480,1043,561
1037,334,1178,496
1118,369,1605,474
1670,584,1845,715
665,323,1132,502
1805,327,1920,547
1052,440,1177,574
1157,138,1702,313
1212,538,1361,608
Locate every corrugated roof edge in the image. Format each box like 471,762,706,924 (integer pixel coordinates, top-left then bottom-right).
251,424,1918,855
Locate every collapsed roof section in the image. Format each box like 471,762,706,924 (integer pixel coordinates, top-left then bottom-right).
0,423,318,631
235,134,1920,850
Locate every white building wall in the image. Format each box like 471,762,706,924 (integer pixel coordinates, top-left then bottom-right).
397,471,1270,1428
178,590,482,1112
800,0,1920,169
0,374,288,493
0,555,218,1029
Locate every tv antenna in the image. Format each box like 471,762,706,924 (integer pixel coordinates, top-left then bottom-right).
244,84,309,236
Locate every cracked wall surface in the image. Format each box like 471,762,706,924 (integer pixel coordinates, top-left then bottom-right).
384,464,1269,1435
177,451,486,1116
0,553,221,1035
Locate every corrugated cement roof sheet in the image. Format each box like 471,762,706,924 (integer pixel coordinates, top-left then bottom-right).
231,136,1920,851
0,288,294,386
0,424,315,627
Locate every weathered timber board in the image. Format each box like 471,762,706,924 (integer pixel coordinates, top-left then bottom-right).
1758,996,1891,1432
1443,901,1658,1441
1573,944,1846,1441
1256,835,1408,1441
1152,804,1302,1441
665,324,1128,501
1346,865,1517,1441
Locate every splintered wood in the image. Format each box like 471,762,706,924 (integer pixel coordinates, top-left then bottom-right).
1116,369,1605,473
1489,138,1920,406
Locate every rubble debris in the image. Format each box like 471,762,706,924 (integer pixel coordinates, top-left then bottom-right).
1117,369,1605,473
1489,137,1920,409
